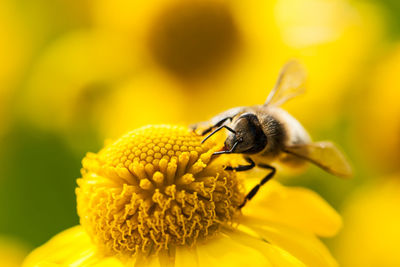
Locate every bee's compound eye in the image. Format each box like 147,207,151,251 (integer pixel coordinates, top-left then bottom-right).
234,113,267,154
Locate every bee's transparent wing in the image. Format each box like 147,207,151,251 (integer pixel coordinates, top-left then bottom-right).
190,107,247,135
284,141,353,178
264,61,307,107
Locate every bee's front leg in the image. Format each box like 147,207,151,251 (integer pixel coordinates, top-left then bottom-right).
189,123,200,133
189,122,212,136
191,116,233,136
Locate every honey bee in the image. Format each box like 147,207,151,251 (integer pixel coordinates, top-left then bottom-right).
192,61,352,208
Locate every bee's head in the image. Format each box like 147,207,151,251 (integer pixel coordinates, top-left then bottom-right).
225,113,267,154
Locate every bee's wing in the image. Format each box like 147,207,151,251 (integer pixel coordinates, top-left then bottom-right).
284,141,353,178
264,61,306,107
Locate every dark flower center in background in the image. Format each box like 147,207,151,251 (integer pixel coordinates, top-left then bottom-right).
147,1,240,80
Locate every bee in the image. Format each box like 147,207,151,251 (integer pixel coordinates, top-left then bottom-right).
192,61,352,208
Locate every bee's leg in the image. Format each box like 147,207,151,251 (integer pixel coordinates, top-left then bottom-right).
189,123,199,132
190,123,212,135
202,125,236,145
200,117,233,136
225,157,255,172
238,164,276,209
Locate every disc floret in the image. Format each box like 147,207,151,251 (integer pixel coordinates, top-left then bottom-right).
76,125,243,257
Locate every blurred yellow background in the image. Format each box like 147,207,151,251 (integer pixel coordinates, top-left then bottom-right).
0,0,399,266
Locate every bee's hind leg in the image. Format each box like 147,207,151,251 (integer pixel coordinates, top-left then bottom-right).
238,164,276,209
225,157,255,171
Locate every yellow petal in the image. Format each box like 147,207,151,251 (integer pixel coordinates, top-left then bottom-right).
193,233,272,267
175,228,306,267
175,247,200,267
22,226,124,267
242,221,338,267
242,180,342,237
0,236,29,267
335,178,400,266
222,228,306,267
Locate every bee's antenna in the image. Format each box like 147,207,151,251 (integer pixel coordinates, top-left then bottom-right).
201,125,236,144
212,139,240,156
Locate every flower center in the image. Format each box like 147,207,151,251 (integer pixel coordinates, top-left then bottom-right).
76,125,243,257
147,1,240,80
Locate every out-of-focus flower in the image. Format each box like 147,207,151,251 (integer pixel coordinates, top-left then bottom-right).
274,0,382,125
356,44,400,173
0,236,29,267
18,0,382,141
17,30,188,143
0,2,26,90
92,0,382,126
89,0,287,137
96,74,186,139
18,30,136,133
334,176,400,266
0,1,32,133
92,0,284,82
23,125,341,266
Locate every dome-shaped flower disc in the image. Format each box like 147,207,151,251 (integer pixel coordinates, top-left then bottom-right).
76,125,244,257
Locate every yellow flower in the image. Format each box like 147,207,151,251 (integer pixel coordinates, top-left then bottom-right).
18,0,382,141
355,44,400,172
17,29,188,147
0,0,32,134
0,236,29,267
23,125,341,266
17,30,137,133
92,0,382,128
334,176,400,266
274,0,382,125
